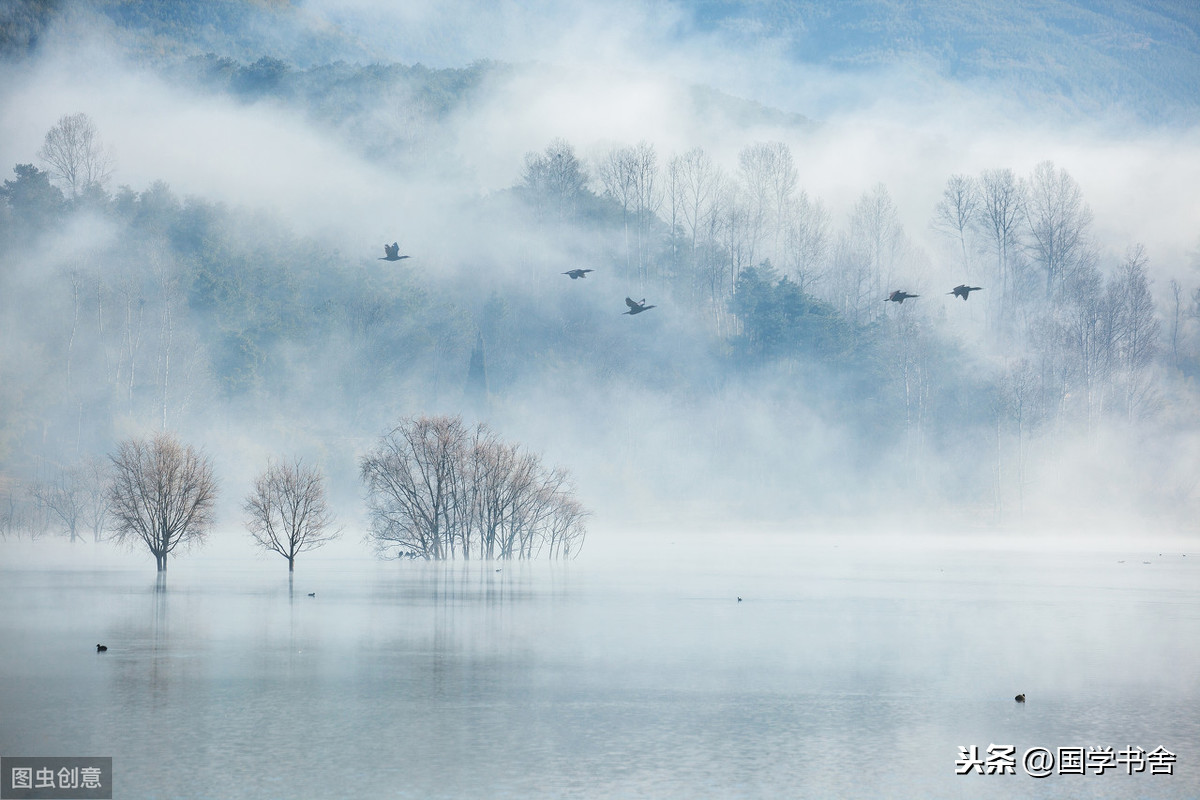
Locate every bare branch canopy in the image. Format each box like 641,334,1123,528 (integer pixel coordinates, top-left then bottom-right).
107,432,216,571
244,457,340,571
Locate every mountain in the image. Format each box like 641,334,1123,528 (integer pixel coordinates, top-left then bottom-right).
4,1,1197,124
684,0,1200,122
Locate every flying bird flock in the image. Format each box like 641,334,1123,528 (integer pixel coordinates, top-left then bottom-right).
379,240,978,318
376,242,660,317
888,286,984,303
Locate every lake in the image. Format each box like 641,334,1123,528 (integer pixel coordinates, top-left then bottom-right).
1,530,1197,798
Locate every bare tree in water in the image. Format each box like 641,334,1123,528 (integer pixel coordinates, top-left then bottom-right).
108,432,216,571
361,415,588,560
31,464,85,543
244,457,340,571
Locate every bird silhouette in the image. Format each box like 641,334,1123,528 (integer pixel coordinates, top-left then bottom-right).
887,290,919,303
624,297,656,315
563,268,594,279
1014,693,1025,703
949,284,983,300
307,592,316,597
96,644,107,652
380,242,410,262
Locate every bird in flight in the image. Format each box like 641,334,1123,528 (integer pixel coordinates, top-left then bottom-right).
949,284,983,300
563,268,594,279
624,297,656,315
887,290,919,303
380,242,410,261
619,297,657,316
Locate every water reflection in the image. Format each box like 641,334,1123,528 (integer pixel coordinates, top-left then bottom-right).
0,535,1196,799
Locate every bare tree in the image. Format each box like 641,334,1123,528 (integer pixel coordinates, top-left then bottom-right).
361,416,587,560
631,141,662,284
360,415,469,559
1023,161,1094,300
828,230,873,329
1061,262,1108,427
977,168,1025,312
79,456,111,542
108,432,217,571
521,139,588,224
932,174,980,275
996,359,1040,518
468,430,520,560
1,481,48,541
64,269,82,390
783,192,829,293
1168,278,1184,371
1106,245,1161,420
738,142,797,269
545,494,587,559
672,148,725,309
244,457,339,571
115,274,145,407
664,153,685,280
597,145,638,273
38,113,113,199
31,464,85,543
848,184,905,318
718,183,752,307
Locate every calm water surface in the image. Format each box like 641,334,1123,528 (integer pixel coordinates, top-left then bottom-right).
1,532,1197,799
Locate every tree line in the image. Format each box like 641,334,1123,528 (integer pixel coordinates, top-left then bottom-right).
5,418,585,569
2,112,1196,525
515,136,1172,421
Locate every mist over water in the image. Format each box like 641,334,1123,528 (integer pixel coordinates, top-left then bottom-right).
2,533,1197,798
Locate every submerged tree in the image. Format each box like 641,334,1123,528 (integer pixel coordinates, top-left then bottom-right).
30,464,85,543
360,415,587,560
107,432,216,571
244,457,340,571
31,457,112,543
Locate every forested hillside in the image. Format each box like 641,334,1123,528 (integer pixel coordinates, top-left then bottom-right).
2,0,1198,539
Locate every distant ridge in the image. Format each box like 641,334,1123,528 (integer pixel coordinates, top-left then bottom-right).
3,0,1197,124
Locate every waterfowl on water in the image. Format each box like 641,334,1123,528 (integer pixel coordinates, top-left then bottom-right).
1015,693,1025,703
96,644,107,652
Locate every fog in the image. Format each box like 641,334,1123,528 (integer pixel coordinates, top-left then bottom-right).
3,5,1200,796
2,0,1200,555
